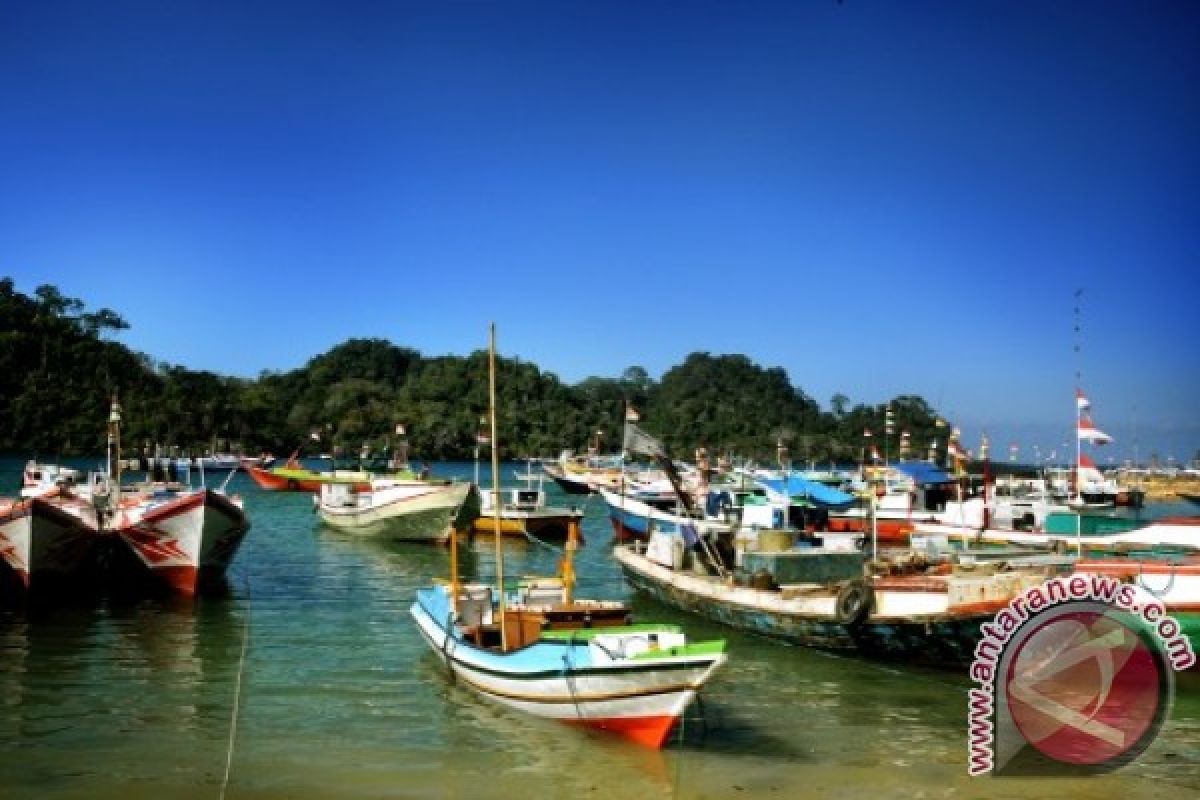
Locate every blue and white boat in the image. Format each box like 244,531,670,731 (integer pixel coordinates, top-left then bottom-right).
410,582,726,748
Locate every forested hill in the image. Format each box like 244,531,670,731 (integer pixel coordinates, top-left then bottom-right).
1,279,943,461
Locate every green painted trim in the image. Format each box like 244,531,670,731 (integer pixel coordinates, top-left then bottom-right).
540,624,683,641
632,639,727,661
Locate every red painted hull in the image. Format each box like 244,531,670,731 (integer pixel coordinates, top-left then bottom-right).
246,466,370,493
565,713,681,749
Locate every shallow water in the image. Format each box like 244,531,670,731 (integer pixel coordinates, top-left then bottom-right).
1,459,1198,798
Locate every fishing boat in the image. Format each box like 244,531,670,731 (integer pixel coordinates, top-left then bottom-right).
542,450,625,495
470,463,584,540
411,325,726,749
823,463,956,542
914,511,1200,555
598,486,734,543
316,479,478,542
2,399,251,597
245,455,374,493
0,493,96,591
1070,555,1200,666
614,525,1068,667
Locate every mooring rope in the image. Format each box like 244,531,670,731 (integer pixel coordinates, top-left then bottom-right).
218,577,251,800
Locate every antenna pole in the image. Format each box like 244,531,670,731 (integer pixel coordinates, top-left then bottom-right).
488,324,506,651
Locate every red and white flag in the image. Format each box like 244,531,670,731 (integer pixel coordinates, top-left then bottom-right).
1077,417,1113,444
1075,389,1091,411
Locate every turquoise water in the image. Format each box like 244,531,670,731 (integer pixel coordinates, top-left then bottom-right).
1,459,1198,799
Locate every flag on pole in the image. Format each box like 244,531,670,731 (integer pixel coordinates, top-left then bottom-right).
1077,417,1113,444
1075,389,1091,412
623,423,666,459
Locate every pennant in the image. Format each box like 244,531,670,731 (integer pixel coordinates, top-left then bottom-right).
1077,417,1113,444
623,423,666,458
1075,389,1091,412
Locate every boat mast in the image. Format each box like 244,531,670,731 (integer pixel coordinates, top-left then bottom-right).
108,394,122,519
488,323,507,651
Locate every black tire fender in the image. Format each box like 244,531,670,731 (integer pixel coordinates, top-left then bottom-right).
835,579,874,625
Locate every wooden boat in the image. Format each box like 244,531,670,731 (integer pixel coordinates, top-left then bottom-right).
598,486,732,543
246,459,373,492
316,479,478,542
471,466,584,540
412,325,726,748
614,529,1067,667
542,450,625,495
411,582,726,748
914,511,1200,556
1071,555,1200,658
0,494,97,590
2,401,251,597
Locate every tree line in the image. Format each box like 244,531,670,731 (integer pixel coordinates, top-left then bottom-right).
1,279,945,463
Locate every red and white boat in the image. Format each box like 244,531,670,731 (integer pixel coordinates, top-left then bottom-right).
0,400,251,597
0,494,96,590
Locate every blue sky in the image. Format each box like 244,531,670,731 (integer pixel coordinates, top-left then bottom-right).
2,2,1197,463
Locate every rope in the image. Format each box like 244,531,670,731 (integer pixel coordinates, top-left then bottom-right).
562,631,584,722
218,577,252,800
441,612,458,685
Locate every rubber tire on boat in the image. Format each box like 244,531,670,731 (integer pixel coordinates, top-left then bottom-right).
835,580,874,626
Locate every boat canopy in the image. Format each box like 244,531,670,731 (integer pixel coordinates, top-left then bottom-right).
758,476,856,511
892,462,954,485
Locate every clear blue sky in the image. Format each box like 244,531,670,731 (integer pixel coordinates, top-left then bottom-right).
2,1,1197,464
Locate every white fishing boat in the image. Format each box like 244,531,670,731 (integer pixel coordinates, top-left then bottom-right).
316,479,477,542
2,399,251,596
471,463,584,540
411,324,726,748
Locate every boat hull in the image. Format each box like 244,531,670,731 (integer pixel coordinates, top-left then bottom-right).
246,465,371,493
319,483,473,541
471,510,584,539
115,490,250,595
410,588,724,748
615,546,990,667
0,497,98,590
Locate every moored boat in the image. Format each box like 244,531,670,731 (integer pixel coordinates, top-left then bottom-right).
614,528,1068,667
3,399,252,598
410,582,726,748
246,458,374,492
471,465,584,540
412,324,726,749
316,479,478,542
0,494,97,591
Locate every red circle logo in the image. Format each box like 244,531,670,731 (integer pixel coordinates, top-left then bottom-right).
1004,608,1166,767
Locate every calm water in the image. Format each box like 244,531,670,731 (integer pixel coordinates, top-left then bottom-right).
2,458,1198,799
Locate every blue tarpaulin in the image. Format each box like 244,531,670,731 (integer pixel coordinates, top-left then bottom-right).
759,476,856,510
892,462,954,485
